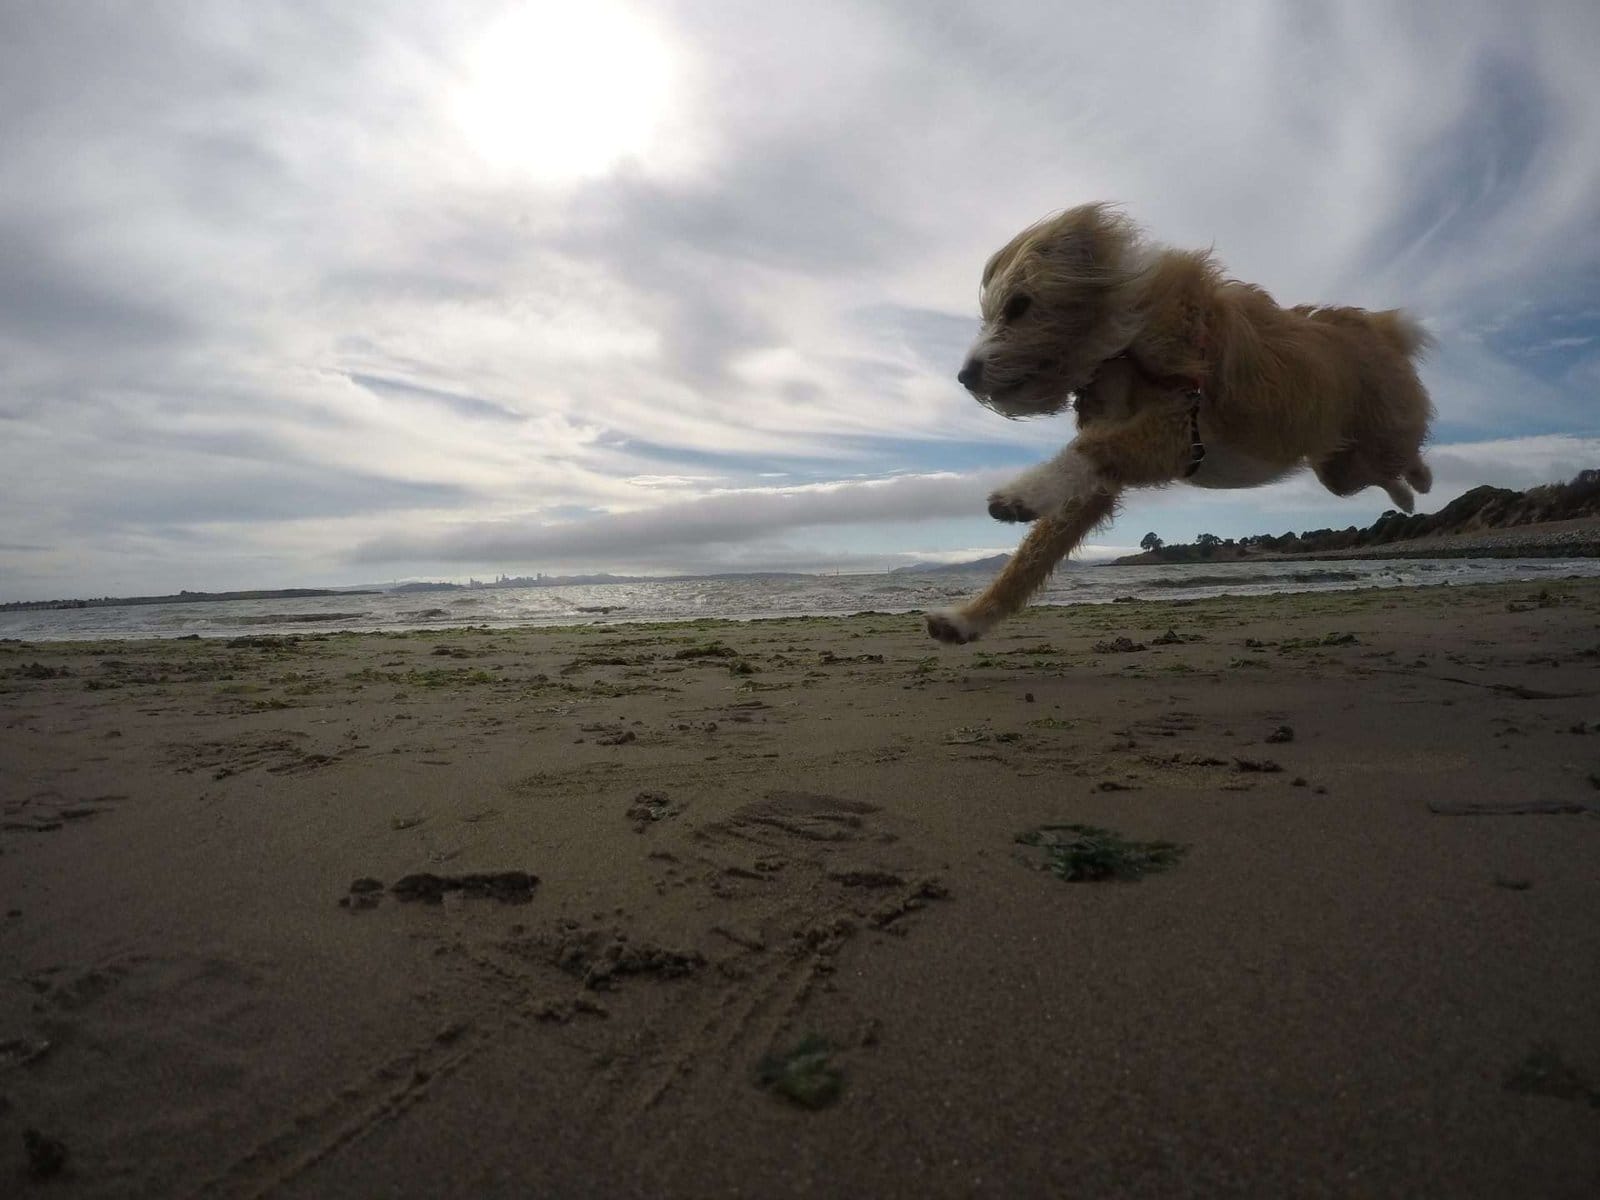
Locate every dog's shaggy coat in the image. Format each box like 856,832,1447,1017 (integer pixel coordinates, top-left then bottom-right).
928,204,1435,644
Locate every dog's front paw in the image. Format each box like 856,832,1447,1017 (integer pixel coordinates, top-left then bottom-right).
926,609,983,644
986,492,1038,523
988,450,1101,523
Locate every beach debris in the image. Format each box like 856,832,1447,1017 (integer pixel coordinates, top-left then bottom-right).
1492,875,1532,890
1015,824,1186,882
596,729,636,746
626,790,680,830
559,653,640,674
0,1036,52,1069
1151,629,1202,645
867,877,950,928
1426,799,1598,816
1233,758,1284,773
389,870,538,904
1503,1044,1600,1107
673,642,738,660
12,662,70,679
23,1128,68,1179
711,922,767,952
826,865,906,888
1092,636,1146,653
550,929,704,989
1265,724,1295,743
757,1035,844,1110
434,1020,470,1044
534,995,610,1024
943,726,991,745
1506,589,1565,613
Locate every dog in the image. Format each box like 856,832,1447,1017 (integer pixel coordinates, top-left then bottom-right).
926,203,1435,645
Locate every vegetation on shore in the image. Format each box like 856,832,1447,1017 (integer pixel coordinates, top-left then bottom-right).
1123,470,1600,564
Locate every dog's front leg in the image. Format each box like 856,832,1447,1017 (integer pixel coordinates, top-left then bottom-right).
927,488,1119,644
987,405,1194,522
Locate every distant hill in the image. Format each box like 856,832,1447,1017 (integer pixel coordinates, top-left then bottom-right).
890,555,1011,575
1119,469,1600,563
891,554,1101,575
0,587,377,613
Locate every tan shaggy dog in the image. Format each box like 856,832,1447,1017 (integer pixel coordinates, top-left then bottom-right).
926,203,1435,644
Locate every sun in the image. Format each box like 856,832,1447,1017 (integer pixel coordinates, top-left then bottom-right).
451,1,677,182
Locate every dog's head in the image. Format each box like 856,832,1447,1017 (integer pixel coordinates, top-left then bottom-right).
957,203,1152,418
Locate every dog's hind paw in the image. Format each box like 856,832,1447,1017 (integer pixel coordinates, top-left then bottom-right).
926,609,983,644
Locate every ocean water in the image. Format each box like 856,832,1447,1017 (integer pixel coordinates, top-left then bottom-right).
4,558,1598,643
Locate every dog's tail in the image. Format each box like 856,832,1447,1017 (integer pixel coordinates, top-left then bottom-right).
1370,309,1434,361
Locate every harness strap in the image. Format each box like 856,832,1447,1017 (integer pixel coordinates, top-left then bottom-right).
1183,393,1205,478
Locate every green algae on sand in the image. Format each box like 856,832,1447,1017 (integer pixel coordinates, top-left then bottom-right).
1015,824,1187,882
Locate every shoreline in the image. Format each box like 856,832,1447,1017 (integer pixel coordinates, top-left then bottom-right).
3,580,1598,1196
6,556,1600,646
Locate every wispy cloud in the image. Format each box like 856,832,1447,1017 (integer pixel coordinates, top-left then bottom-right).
353,470,1011,566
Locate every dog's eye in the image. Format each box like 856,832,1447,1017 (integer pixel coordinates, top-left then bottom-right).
1002,294,1032,322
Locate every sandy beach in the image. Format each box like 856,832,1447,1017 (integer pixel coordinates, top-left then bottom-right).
2,580,1598,1197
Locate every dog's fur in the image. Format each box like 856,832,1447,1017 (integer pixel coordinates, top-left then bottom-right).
926,204,1435,644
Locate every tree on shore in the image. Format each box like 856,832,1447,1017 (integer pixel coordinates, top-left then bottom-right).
1140,532,1163,551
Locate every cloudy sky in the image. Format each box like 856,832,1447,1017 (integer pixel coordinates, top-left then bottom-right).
3,1,1598,599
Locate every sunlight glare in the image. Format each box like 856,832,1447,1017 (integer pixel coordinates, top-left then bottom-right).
453,1,676,181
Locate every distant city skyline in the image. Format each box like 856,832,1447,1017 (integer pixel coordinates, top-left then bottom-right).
3,2,1598,602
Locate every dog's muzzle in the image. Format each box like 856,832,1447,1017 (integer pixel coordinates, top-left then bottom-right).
956,357,985,393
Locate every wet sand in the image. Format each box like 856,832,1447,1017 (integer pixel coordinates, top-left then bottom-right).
2,581,1598,1197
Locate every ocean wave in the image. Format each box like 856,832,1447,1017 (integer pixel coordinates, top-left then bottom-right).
255,611,369,624
1143,570,1366,588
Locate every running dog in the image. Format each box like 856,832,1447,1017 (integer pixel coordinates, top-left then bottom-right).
927,203,1434,644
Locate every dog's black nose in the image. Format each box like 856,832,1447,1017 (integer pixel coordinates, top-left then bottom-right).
957,358,985,391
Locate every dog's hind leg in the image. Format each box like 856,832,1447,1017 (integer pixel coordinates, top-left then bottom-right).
1382,478,1416,513
1317,446,1422,513
1405,456,1432,494
926,489,1118,644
